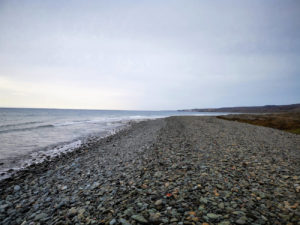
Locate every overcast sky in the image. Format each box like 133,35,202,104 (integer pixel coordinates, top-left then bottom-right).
0,0,299,110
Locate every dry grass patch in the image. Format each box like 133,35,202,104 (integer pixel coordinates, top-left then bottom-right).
217,113,300,134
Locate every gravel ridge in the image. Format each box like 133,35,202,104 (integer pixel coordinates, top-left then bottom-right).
0,116,299,225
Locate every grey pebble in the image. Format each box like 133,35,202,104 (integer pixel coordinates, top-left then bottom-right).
131,214,148,224
14,185,21,192
236,216,247,224
34,213,48,221
207,213,222,219
109,218,117,225
119,218,131,225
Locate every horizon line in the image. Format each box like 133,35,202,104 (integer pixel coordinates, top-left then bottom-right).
0,102,299,112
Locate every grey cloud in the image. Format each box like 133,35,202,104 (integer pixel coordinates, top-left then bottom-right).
0,0,299,110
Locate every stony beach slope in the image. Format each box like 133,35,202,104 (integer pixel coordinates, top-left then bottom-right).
0,116,299,225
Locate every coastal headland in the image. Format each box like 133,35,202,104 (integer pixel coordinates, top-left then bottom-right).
0,116,299,224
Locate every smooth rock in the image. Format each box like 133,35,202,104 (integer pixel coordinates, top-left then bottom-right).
131,214,148,224
34,213,48,221
124,207,134,216
218,220,231,225
207,213,221,219
68,207,77,216
155,199,162,205
218,202,225,209
109,218,117,225
236,216,247,224
91,182,100,190
0,204,9,212
14,185,21,192
119,218,131,225
149,212,161,222
154,171,162,177
200,197,208,204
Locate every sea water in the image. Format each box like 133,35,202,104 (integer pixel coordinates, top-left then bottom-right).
0,108,227,178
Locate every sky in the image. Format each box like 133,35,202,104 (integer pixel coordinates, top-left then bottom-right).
0,0,299,110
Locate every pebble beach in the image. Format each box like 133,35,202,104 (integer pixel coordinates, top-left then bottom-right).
0,116,299,225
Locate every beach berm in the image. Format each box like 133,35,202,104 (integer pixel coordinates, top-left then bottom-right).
0,116,299,224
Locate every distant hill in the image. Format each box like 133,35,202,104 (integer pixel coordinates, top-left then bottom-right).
179,103,300,113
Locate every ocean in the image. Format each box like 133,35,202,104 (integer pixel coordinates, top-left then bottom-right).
0,108,227,179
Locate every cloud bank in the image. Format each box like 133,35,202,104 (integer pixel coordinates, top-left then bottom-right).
0,0,299,110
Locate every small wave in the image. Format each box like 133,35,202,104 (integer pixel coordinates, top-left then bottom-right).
0,124,54,134
0,121,42,129
54,119,94,127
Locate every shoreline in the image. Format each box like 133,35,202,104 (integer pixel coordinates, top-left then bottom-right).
0,116,299,224
0,119,147,185
0,119,142,182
